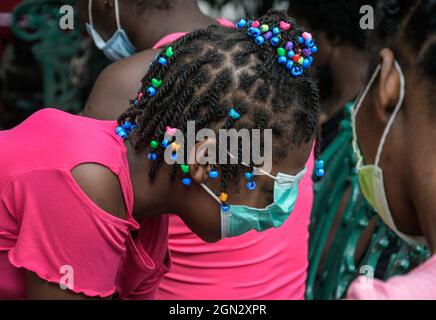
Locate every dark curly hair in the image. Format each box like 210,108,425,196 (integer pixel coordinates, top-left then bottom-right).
118,10,320,196
368,0,436,85
289,0,377,49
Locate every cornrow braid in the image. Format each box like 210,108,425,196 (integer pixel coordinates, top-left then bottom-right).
118,9,321,198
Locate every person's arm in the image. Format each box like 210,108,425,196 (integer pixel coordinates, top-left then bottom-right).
84,49,158,120
20,164,128,300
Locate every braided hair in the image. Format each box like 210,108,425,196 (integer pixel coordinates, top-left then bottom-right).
368,0,436,91
118,10,320,196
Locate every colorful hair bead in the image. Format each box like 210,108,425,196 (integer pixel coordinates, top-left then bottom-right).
285,41,293,51
171,152,177,161
251,20,260,28
209,168,219,179
260,24,269,32
161,138,170,148
291,65,304,76
305,39,315,48
246,181,256,191
278,56,288,65
272,27,280,35
150,140,159,149
166,126,177,136
277,47,286,56
219,192,228,202
147,152,157,161
270,37,280,46
116,127,128,139
302,32,312,40
151,78,163,88
236,18,247,29
180,164,190,174
221,204,230,212
286,60,294,70
170,142,180,152
302,58,311,69
316,159,325,177
298,36,304,44
182,177,192,186
165,46,174,58
147,87,157,97
248,27,261,37
311,45,318,53
255,35,265,45
287,50,295,58
279,21,291,31
158,57,167,65
264,31,273,40
229,108,241,120
302,48,312,57
244,172,254,180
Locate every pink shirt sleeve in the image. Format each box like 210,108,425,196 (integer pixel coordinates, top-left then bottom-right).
346,255,436,300
3,167,138,298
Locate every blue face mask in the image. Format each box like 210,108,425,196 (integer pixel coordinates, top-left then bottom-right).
86,0,136,61
201,157,306,239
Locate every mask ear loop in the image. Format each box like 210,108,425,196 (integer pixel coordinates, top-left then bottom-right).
374,61,405,166
114,0,122,30
88,0,94,26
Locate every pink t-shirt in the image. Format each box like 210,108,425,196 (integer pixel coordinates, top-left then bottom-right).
347,254,436,300
153,18,315,300
0,109,170,299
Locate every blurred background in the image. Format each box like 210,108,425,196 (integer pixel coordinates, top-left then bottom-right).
0,0,288,129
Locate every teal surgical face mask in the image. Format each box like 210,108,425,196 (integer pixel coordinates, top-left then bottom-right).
86,0,136,61
352,61,427,246
201,155,306,239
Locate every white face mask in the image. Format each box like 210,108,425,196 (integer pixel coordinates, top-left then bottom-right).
352,60,427,247
86,0,136,61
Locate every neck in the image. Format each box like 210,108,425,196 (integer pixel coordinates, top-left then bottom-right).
323,45,367,119
124,139,174,220
130,3,216,50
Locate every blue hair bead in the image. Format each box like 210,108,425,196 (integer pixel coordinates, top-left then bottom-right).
316,168,325,177
302,58,311,69
272,27,280,35
147,152,157,161
311,45,318,53
209,169,219,179
236,18,247,29
147,87,157,97
122,121,133,131
255,35,265,45
287,50,295,58
298,36,304,44
221,204,230,212
229,108,241,120
158,57,167,65
161,138,170,147
305,39,315,48
171,152,177,161
270,37,280,46
116,127,128,139
182,177,192,186
248,27,261,37
278,56,288,65
246,181,256,191
286,60,294,70
244,172,254,180
291,65,304,77
316,160,325,169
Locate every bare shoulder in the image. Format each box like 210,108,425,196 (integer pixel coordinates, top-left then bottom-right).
71,163,127,220
83,49,158,120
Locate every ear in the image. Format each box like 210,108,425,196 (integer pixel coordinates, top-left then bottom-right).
187,138,217,184
376,48,401,123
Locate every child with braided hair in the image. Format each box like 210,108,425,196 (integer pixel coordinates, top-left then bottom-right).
0,11,320,299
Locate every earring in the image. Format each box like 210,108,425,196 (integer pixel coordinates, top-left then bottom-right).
316,160,325,177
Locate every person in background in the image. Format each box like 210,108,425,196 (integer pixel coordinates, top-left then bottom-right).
348,0,436,299
80,2,318,299
289,0,375,151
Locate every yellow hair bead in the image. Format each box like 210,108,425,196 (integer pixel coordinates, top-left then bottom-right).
170,142,180,151
219,193,228,202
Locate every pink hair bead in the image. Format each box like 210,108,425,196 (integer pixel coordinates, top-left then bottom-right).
137,93,143,100
302,32,312,40
251,20,260,28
